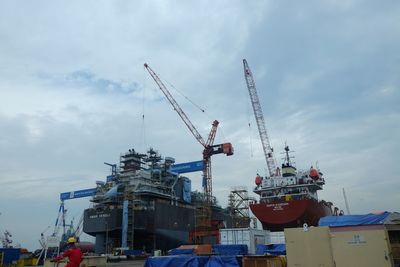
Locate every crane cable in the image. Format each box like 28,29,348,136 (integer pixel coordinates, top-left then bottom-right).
151,69,223,141
144,65,231,144
163,77,231,144
164,79,205,113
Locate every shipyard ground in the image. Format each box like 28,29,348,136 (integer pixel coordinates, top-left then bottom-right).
25,261,147,267
106,260,146,267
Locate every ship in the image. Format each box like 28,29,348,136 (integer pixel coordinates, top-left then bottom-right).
249,145,335,231
82,147,249,254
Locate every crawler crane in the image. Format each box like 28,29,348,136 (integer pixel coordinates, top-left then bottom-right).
243,59,279,177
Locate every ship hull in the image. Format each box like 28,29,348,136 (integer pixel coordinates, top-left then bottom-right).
83,200,196,253
250,199,332,231
83,198,238,253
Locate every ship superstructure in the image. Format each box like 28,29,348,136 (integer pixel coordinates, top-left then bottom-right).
254,146,325,204
250,145,334,231
83,148,247,254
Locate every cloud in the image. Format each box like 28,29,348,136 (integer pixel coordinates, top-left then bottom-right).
1,0,399,251
36,70,140,95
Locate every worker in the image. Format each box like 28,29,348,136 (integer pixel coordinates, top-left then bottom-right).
52,237,83,267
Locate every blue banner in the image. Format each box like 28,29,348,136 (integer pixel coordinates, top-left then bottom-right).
170,160,204,174
60,188,97,200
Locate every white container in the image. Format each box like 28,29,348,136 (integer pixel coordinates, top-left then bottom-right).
269,231,285,244
153,250,161,256
219,228,270,254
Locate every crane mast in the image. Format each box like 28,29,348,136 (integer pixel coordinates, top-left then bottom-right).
243,59,278,177
203,119,218,203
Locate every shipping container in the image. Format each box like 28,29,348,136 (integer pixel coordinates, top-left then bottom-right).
220,228,270,254
285,226,335,267
330,225,394,267
269,231,285,244
285,224,399,267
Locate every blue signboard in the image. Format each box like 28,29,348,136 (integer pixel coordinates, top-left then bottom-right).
60,188,97,201
106,175,115,182
170,160,204,174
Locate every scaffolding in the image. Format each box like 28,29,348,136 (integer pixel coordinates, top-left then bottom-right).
228,187,256,228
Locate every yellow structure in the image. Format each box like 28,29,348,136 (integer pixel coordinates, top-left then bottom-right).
285,227,334,267
285,224,398,267
330,225,393,266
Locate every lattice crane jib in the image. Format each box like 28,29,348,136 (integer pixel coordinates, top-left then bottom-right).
144,64,231,204
144,63,206,147
205,120,219,147
243,59,278,178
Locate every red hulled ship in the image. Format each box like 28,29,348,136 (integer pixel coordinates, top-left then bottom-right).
243,59,336,232
250,145,335,231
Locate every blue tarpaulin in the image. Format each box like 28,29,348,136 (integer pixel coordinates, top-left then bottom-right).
168,248,194,255
319,212,390,227
144,255,240,267
0,248,20,264
256,244,286,256
213,244,248,255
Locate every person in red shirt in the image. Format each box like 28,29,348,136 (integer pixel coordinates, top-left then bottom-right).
53,237,83,267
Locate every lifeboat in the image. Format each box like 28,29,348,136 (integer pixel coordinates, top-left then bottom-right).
309,167,319,180
255,175,263,186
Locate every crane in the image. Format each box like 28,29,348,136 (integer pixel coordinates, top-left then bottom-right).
243,59,279,178
53,188,97,240
144,63,233,204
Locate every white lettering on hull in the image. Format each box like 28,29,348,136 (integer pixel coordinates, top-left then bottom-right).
266,202,290,211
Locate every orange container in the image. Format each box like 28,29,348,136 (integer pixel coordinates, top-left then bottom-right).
177,244,212,255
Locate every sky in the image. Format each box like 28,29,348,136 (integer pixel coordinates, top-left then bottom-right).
0,1,399,251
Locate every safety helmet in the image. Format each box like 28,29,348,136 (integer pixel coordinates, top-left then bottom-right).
67,237,77,244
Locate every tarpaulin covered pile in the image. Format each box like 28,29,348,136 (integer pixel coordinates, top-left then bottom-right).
144,255,240,267
318,212,400,227
255,244,286,255
212,244,248,255
168,248,194,255
0,248,21,265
